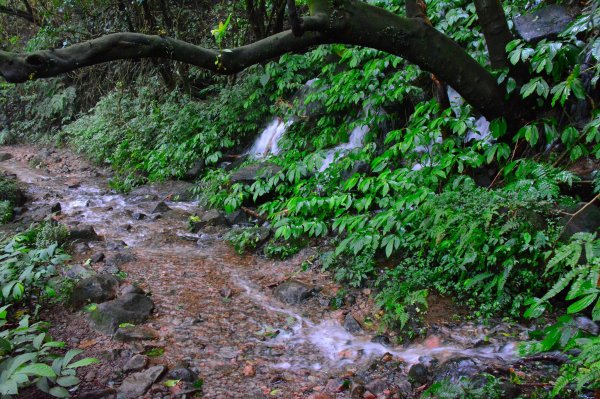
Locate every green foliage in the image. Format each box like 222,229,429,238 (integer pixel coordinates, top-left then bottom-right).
422,375,503,399
0,177,20,206
0,230,95,398
0,202,12,225
34,223,70,250
263,239,304,260
224,227,269,254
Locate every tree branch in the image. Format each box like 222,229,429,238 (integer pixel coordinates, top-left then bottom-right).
474,0,514,70
0,2,510,120
0,4,38,25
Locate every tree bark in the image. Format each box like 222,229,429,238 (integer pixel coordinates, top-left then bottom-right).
0,1,509,120
474,0,513,70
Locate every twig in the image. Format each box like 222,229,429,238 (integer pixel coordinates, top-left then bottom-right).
563,193,600,228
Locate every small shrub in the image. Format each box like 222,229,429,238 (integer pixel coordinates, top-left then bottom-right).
35,222,69,249
263,239,305,260
0,201,13,224
224,227,270,254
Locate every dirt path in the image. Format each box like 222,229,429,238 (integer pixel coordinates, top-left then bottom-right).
0,145,526,399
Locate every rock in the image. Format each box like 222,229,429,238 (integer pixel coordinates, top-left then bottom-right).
151,201,171,214
371,335,391,346
0,153,13,162
120,284,145,296
132,212,146,220
65,264,96,280
106,251,136,268
89,293,154,334
70,225,100,241
73,242,90,254
50,202,62,213
408,363,429,385
344,313,363,334
499,381,521,399
70,274,119,309
201,209,227,227
364,379,387,395
184,160,204,181
230,163,282,185
167,367,196,382
363,391,376,399
66,178,81,189
560,202,600,239
273,280,314,305
78,388,116,399
117,365,165,399
225,210,249,226
114,326,159,342
575,316,599,336
432,357,481,383
123,355,148,373
107,240,127,250
91,252,105,263
514,5,574,43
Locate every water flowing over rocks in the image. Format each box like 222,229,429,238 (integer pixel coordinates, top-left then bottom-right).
0,145,544,398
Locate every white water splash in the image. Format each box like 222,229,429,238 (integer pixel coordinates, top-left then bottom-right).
234,276,517,371
247,118,291,157
319,124,370,172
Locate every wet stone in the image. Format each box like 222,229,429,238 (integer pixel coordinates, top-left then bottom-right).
107,240,127,251
132,212,146,220
151,201,171,214
89,293,155,334
273,280,314,305
575,316,599,336
65,264,96,280
114,325,159,342
0,152,13,162
106,251,136,267
408,363,429,385
73,242,90,254
514,4,574,43
123,354,148,373
117,365,165,399
370,335,391,346
50,202,62,213
70,224,100,241
70,273,119,309
91,252,105,263
344,313,363,335
432,357,480,383
167,367,196,382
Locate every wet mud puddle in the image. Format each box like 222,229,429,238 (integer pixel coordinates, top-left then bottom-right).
1,147,526,398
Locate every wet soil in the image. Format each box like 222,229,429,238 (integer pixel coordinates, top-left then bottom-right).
1,145,534,399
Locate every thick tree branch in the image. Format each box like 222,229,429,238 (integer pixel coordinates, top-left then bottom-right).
474,0,513,69
0,1,509,120
0,4,38,25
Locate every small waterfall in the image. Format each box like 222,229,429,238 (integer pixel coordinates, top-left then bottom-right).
247,118,290,158
447,86,491,143
319,124,370,172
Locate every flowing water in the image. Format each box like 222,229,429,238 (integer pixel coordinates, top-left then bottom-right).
1,146,526,398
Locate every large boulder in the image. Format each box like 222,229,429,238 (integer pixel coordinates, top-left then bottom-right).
432,357,481,383
69,224,100,241
70,274,119,309
230,163,282,185
343,313,363,335
514,5,574,43
273,280,314,305
89,293,154,334
117,365,165,399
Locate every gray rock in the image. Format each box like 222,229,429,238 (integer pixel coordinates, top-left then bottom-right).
120,284,145,296
70,225,100,241
151,201,171,214
89,293,154,334
514,5,574,43
575,316,599,336
432,357,481,383
78,388,116,399
224,210,249,226
408,363,429,385
230,163,282,185
0,153,13,162
273,280,314,305
50,202,62,213
123,355,148,373
70,274,119,309
561,202,600,239
365,379,387,394
117,365,165,399
107,240,127,251
201,209,227,227
65,264,96,280
73,242,89,254
132,212,146,220
343,313,363,334
91,253,105,263
106,251,136,268
114,326,159,342
371,335,391,346
184,160,204,181
167,367,196,382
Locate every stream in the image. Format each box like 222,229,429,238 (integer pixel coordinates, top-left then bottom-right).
1,146,528,398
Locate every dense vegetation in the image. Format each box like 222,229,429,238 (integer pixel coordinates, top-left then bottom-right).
1,0,599,397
